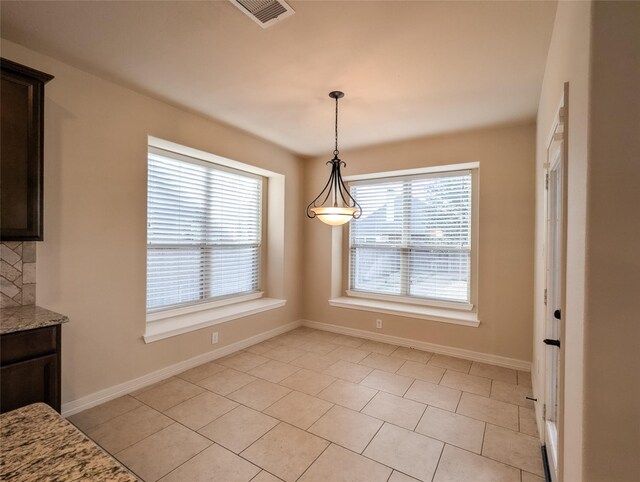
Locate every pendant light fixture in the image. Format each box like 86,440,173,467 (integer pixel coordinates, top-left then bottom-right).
306,91,362,226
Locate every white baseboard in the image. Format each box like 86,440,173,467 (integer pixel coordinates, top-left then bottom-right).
301,319,531,371
62,320,301,417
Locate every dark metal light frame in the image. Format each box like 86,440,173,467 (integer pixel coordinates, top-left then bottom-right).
306,91,362,225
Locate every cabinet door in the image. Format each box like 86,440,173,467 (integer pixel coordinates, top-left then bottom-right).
0,58,53,241
0,353,59,413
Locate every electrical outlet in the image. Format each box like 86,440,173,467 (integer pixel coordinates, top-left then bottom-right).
376,319,383,329
211,332,219,344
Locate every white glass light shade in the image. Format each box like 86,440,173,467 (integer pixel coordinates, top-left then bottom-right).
310,206,357,226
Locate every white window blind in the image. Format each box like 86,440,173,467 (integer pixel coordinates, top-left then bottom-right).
349,170,472,304
147,148,262,312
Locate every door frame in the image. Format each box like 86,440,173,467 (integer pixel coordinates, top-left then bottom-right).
543,83,569,481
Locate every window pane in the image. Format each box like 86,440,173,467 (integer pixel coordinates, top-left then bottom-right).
147,149,262,312
409,249,470,302
147,246,205,310
209,246,260,298
349,170,473,304
351,247,402,295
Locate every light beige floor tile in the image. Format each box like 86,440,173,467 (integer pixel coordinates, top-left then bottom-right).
280,369,336,395
159,443,260,482
129,377,175,397
323,360,373,383
388,471,421,482
133,377,204,411
359,340,398,355
433,444,520,482
331,334,366,348
482,424,544,476
317,379,378,411
518,371,533,388
397,360,445,383
360,369,413,396
87,405,173,454
241,423,329,482
164,391,238,430
248,359,301,383
245,340,280,355
469,362,518,384
196,369,256,396
218,352,270,372
390,346,433,363
290,353,335,371
440,370,492,397
519,407,538,436
416,406,485,453
404,380,462,411
428,354,472,373
363,423,443,481
198,405,278,453
491,380,535,408
521,471,544,482
251,471,283,482
68,395,141,432
457,392,519,430
228,379,291,411
271,333,309,347
301,340,339,355
298,443,391,482
360,353,405,373
177,361,226,383
115,423,211,482
304,330,340,343
262,345,307,363
308,405,383,453
362,392,426,430
264,391,333,429
325,345,369,363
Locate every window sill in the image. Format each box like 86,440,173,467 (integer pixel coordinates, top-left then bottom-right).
328,296,479,327
143,297,287,343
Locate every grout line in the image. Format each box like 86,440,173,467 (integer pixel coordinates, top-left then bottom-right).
293,442,332,482
430,442,447,482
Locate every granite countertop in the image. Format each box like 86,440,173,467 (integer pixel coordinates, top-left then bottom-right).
0,305,69,335
0,403,139,481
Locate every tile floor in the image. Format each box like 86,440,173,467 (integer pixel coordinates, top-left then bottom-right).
68,327,544,482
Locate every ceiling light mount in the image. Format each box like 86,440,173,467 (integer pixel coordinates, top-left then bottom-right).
306,91,362,226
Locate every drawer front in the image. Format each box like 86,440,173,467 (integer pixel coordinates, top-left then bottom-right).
0,326,58,365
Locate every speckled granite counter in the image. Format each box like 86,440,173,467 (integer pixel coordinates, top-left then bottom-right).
0,403,139,481
0,305,68,335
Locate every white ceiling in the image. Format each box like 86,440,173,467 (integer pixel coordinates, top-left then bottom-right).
0,1,557,156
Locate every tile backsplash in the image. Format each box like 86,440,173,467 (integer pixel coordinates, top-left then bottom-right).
0,241,36,307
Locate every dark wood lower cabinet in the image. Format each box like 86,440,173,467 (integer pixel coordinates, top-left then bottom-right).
0,325,61,413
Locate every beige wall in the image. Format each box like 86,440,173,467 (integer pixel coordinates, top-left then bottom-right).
583,2,640,480
533,2,592,481
303,123,536,363
535,2,640,480
0,40,304,403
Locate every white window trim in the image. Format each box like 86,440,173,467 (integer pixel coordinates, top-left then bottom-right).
144,297,286,343
144,136,287,342
328,162,480,328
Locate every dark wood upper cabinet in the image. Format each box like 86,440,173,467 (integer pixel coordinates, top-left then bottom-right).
1,58,53,241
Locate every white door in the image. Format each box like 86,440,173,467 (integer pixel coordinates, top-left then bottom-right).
544,94,567,481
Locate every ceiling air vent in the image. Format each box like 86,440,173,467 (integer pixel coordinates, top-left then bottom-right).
230,0,295,28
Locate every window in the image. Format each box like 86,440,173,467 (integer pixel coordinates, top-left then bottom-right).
349,169,473,307
147,147,263,313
